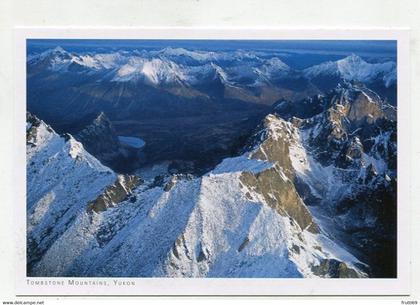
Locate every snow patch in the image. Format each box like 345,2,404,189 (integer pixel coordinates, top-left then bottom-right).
211,155,274,175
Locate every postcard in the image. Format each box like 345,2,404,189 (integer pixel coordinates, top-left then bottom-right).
14,28,410,295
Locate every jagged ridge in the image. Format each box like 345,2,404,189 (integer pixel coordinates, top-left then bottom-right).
26,110,366,278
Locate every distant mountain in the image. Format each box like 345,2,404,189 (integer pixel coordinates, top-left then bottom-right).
27,47,397,173
74,112,123,161
27,46,296,89
303,54,396,86
27,48,397,114
73,112,145,173
28,47,396,89
28,46,126,73
303,54,396,104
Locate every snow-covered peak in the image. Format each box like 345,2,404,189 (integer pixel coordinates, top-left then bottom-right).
93,111,108,125
251,57,291,85
52,46,66,53
262,114,294,140
67,136,86,158
26,115,57,150
142,58,186,84
113,57,186,84
264,57,291,71
28,46,71,66
43,46,68,57
154,47,261,64
27,47,397,97
304,54,396,87
28,47,129,73
337,54,394,84
210,62,230,83
27,114,113,174
157,47,218,61
339,53,364,64
156,47,256,62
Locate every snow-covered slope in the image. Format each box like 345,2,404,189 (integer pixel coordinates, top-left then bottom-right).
161,117,364,278
26,113,117,273
27,111,366,278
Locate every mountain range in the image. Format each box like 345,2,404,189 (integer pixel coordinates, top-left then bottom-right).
26,45,397,278
27,46,397,173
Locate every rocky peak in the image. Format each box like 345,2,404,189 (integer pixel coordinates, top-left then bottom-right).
28,46,72,68
93,111,111,126
239,114,319,233
245,114,295,176
83,112,116,134
26,112,55,146
52,46,66,53
335,136,364,169
347,91,384,126
26,112,41,128
339,53,364,65
301,84,395,165
75,112,123,165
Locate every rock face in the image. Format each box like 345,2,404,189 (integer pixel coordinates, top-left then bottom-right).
87,175,142,213
240,115,319,233
311,259,361,278
26,111,365,278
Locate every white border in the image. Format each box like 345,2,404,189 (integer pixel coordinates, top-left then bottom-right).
14,27,410,296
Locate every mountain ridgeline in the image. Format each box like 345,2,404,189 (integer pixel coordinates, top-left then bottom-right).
26,46,397,278
27,47,397,174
